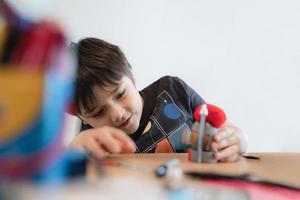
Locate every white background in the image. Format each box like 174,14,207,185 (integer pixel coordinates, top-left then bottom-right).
46,0,299,152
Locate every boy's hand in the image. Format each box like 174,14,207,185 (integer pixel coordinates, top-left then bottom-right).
210,123,241,162
71,126,136,159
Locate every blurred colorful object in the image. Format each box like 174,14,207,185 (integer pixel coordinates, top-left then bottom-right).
0,0,79,180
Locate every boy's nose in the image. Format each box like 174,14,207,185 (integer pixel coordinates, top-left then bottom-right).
110,105,126,123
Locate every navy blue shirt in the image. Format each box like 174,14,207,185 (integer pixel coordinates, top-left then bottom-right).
130,76,205,153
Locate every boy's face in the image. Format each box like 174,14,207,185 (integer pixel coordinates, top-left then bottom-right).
79,76,144,135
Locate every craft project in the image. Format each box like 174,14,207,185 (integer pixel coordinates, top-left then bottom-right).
182,104,226,163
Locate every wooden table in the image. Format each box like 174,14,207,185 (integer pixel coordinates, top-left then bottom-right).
17,153,300,200
87,153,300,189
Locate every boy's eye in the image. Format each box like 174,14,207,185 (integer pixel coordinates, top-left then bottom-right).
116,89,126,100
92,109,104,118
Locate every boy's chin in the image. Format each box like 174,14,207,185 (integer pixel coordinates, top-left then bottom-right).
125,124,139,135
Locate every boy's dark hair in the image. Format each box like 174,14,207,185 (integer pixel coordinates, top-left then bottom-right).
73,37,133,115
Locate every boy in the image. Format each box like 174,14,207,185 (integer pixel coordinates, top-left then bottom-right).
71,37,245,162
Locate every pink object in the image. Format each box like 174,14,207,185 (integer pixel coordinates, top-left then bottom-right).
204,180,300,200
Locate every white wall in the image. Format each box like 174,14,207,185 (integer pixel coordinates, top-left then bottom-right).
51,0,300,152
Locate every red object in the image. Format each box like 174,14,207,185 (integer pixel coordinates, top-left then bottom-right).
204,180,300,200
11,22,64,70
67,100,77,115
193,104,226,128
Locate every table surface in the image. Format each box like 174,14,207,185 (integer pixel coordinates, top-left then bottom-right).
87,152,300,188
16,152,300,200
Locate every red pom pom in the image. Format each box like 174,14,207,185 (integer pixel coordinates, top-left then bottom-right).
193,104,226,128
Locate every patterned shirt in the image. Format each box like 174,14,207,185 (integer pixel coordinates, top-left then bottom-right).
130,76,205,153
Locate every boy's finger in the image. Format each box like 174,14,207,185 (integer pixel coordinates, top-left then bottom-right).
215,145,239,161
111,129,136,152
211,142,218,152
120,142,137,153
214,129,233,142
220,153,240,162
215,135,240,150
84,137,107,159
95,133,122,154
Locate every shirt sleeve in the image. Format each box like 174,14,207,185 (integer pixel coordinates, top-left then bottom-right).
174,76,206,111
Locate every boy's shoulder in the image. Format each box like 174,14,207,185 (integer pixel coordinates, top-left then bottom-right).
144,75,184,90
157,75,182,84
140,75,184,94
137,75,192,129
140,75,191,100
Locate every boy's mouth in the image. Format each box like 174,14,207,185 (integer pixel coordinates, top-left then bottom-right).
119,115,132,128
